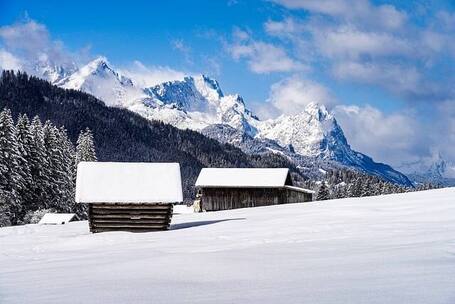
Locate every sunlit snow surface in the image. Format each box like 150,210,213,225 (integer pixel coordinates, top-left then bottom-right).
1,188,454,303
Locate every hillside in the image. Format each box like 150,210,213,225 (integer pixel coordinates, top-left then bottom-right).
0,188,454,303
0,71,302,199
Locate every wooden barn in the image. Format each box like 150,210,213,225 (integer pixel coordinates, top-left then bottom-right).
195,168,313,211
75,162,183,233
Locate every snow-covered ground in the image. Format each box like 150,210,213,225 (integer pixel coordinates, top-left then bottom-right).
1,188,454,303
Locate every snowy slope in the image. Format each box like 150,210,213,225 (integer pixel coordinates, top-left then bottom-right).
1,188,454,304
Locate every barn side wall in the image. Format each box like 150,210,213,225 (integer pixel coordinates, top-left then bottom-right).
284,188,312,204
88,203,173,233
200,187,312,211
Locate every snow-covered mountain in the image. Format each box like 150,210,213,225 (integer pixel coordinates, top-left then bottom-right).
56,57,146,107
202,104,412,186
134,75,260,133
257,103,350,159
33,57,412,186
397,153,455,186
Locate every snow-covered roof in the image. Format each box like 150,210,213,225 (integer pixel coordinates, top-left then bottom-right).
75,162,183,203
195,168,291,188
38,213,76,225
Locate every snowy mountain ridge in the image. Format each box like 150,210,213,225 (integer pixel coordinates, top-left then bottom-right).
397,153,455,186
33,57,412,186
55,57,146,107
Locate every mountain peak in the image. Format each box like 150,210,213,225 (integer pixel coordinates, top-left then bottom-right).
304,102,331,121
84,56,112,73
200,74,224,96
192,74,224,99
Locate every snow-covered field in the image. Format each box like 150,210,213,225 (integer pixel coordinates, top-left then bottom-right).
1,188,454,303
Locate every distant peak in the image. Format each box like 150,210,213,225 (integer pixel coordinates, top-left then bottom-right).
90,56,109,65
305,102,326,111
304,102,331,120
85,56,113,73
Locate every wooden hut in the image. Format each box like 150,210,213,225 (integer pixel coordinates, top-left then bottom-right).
75,162,183,233
195,168,313,211
38,213,77,225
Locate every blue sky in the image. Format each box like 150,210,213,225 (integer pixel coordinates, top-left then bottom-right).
0,0,425,109
1,0,455,165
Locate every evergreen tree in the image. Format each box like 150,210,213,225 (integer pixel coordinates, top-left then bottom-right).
316,182,330,201
15,114,33,220
74,128,97,218
57,127,76,213
43,121,64,210
333,184,347,199
28,116,49,211
0,108,25,224
0,191,14,227
360,178,372,197
0,105,100,225
349,177,363,197
76,128,97,165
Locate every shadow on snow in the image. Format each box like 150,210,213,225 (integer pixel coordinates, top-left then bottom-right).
170,218,245,230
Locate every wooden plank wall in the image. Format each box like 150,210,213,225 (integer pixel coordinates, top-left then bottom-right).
201,187,312,211
88,203,173,233
284,188,312,204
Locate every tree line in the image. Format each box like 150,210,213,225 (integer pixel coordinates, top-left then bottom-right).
309,168,439,201
0,108,96,227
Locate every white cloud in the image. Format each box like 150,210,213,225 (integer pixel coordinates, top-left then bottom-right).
268,75,334,113
121,61,187,88
0,49,22,70
0,20,76,69
331,61,434,98
0,20,50,52
232,27,250,41
264,18,305,37
229,39,307,73
265,2,455,103
313,26,413,60
171,39,193,65
251,75,334,118
273,0,350,15
434,100,455,163
333,104,423,165
172,39,190,53
273,0,407,30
